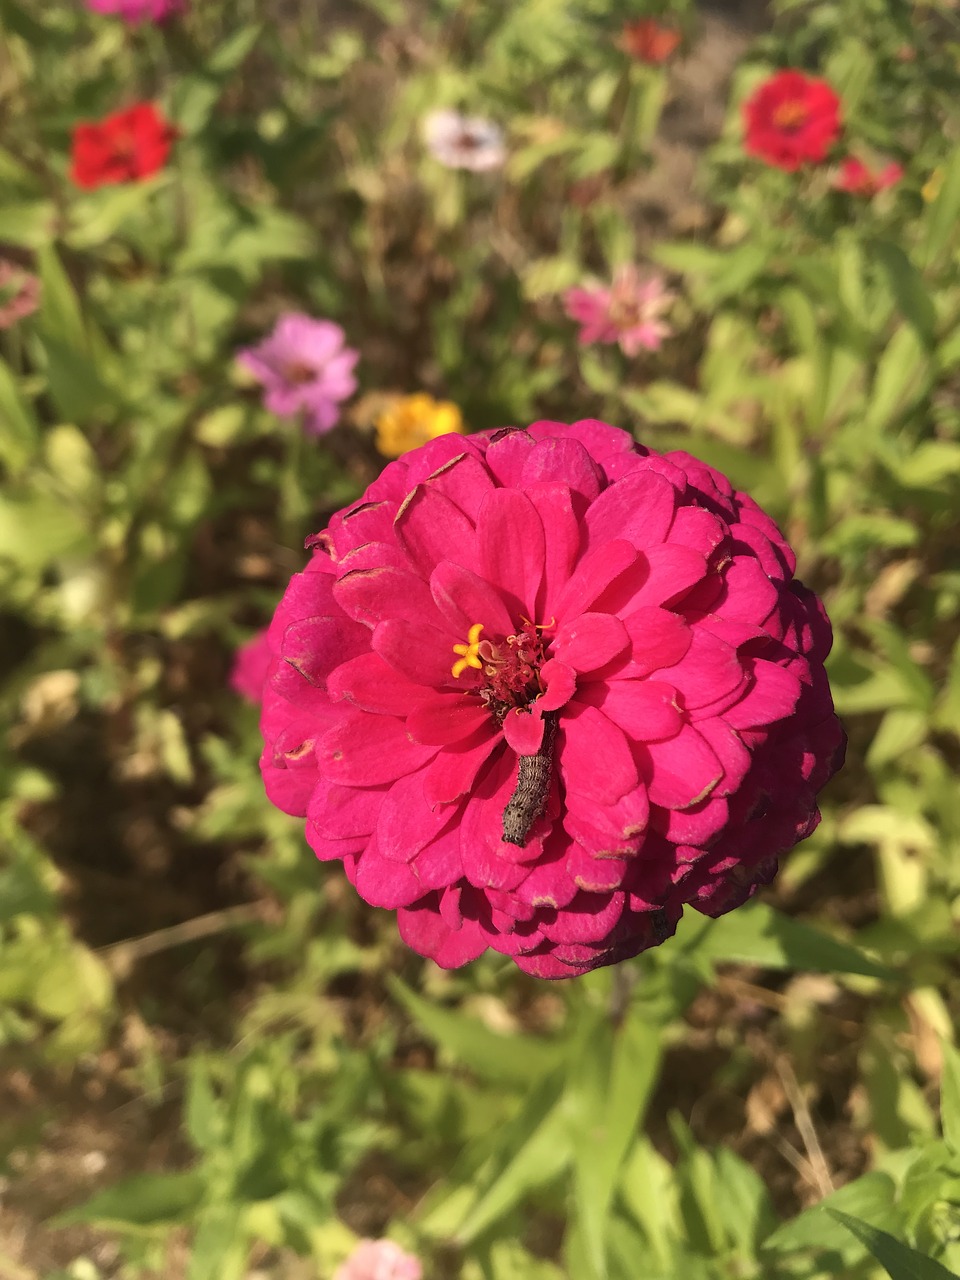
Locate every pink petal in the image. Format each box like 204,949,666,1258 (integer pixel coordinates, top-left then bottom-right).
669,505,727,558
552,540,639,623
715,557,780,626
327,652,423,715
660,629,745,712
372,618,459,687
333,565,438,628
412,825,465,891
551,611,629,673
398,899,488,968
395,485,476,579
483,428,537,486
538,890,625,945
476,488,545,619
354,831,425,908
567,844,630,892
640,723,723,809
559,703,638,804
376,770,454,863
694,716,752,795
421,451,496,521
592,678,682,741
429,560,515,638
318,711,437,785
502,706,545,754
538,658,578,711
407,694,492,745
307,778,383,838
519,437,603,502
422,731,500,806
584,469,676,551
725,659,802,729
525,483,582,622
621,607,693,676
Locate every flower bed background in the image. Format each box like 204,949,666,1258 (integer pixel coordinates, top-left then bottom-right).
1,0,959,1278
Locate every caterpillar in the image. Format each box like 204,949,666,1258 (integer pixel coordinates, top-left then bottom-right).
501,713,557,847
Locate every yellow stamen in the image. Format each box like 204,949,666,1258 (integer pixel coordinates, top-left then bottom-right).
452,622,484,678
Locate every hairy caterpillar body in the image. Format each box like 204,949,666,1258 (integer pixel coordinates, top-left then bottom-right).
501,713,557,847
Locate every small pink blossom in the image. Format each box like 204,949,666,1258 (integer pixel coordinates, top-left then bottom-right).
423,109,506,172
564,266,675,357
834,156,903,197
86,0,184,21
230,629,274,705
0,260,40,329
237,313,359,436
259,421,845,980
333,1239,423,1280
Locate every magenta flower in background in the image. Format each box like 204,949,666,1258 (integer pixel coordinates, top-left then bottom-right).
564,265,675,357
86,0,184,21
237,313,359,436
230,629,274,705
333,1239,423,1280
258,420,845,979
835,156,903,197
0,259,40,329
423,109,506,171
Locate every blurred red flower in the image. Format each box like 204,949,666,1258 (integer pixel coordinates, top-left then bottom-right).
619,18,682,64
70,103,177,189
743,70,841,172
835,156,903,196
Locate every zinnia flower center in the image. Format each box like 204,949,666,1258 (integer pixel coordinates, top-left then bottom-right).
772,99,809,131
282,360,318,385
452,620,551,721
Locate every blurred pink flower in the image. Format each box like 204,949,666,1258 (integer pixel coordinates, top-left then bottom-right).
0,260,40,329
423,109,506,172
230,629,274,705
86,0,184,21
564,266,675,357
333,1239,423,1280
835,156,903,197
237,313,359,436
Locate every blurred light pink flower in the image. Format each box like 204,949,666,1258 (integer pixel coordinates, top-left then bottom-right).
333,1239,423,1280
835,156,903,197
230,629,274,705
564,266,675,357
237,313,359,436
86,0,184,21
0,260,40,329
423,109,506,172
259,420,845,980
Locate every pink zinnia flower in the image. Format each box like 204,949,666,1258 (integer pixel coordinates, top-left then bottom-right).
86,0,184,21
835,156,903,196
258,421,845,980
423,109,506,172
333,1239,423,1280
230,629,274,705
0,259,40,329
237,314,359,436
564,266,675,357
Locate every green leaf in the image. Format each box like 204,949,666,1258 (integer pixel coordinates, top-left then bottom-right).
569,1005,662,1278
940,1039,960,1155
825,1209,959,1280
388,978,561,1085
672,900,896,980
869,240,937,347
762,1171,897,1254
0,357,39,474
454,1075,571,1243
922,147,960,267
866,323,932,431
54,1170,205,1229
